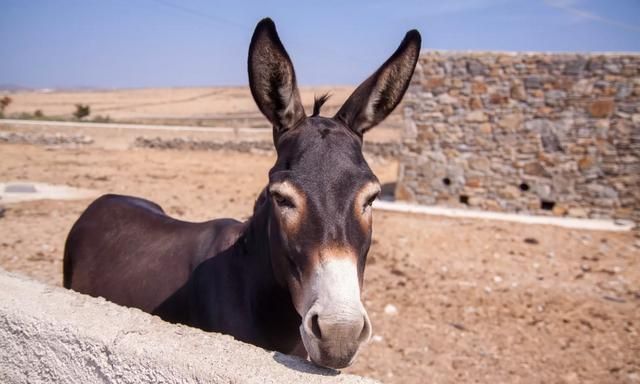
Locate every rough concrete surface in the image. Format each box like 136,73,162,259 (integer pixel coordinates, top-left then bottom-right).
0,269,378,384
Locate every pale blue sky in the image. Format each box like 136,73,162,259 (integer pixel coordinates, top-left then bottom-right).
1,0,639,88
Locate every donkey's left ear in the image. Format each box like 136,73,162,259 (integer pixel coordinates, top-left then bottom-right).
335,30,421,136
248,18,306,140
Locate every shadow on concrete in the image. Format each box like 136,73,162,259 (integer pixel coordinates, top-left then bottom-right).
272,352,339,376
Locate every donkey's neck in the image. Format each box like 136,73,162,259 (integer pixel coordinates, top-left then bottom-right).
236,188,303,353
241,189,288,294
241,192,273,285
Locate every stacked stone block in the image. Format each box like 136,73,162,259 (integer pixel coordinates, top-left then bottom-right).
397,52,640,223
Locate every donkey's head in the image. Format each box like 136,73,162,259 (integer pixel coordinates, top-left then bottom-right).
248,18,420,369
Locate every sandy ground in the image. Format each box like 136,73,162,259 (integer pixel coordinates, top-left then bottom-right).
0,118,402,151
0,143,638,384
1,86,404,130
3,86,354,118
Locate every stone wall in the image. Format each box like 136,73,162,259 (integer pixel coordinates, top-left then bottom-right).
397,52,640,223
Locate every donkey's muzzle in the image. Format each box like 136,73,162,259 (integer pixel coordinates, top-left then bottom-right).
300,302,372,369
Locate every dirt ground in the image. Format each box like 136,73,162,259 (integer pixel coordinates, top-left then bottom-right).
0,143,638,384
2,86,404,130
3,86,354,119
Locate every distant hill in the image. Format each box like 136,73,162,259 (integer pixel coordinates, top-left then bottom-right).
0,84,111,92
0,84,33,92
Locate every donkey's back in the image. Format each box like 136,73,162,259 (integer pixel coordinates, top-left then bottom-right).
63,194,241,320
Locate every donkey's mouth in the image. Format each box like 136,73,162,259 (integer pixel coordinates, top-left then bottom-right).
298,301,372,369
299,319,369,369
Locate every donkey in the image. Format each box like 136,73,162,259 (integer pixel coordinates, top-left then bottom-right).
64,18,420,369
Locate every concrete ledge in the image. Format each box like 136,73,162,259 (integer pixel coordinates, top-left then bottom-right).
0,269,377,384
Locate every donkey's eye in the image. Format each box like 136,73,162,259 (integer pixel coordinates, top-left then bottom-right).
363,193,379,211
272,192,295,209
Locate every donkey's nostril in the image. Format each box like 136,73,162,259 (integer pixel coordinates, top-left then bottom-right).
358,314,372,344
310,313,323,340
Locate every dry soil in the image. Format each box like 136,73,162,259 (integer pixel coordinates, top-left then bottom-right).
0,143,638,384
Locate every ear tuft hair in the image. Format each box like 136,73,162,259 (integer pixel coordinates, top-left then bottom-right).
311,93,331,117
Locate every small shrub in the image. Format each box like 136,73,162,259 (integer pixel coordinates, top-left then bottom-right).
73,104,91,120
92,115,111,123
0,96,12,117
34,109,44,118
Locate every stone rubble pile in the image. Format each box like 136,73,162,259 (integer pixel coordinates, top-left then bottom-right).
0,132,94,146
134,136,273,153
134,136,401,158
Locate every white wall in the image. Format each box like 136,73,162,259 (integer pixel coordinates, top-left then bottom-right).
0,269,377,384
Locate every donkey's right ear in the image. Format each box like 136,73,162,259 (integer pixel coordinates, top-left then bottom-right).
248,18,306,140
335,30,421,137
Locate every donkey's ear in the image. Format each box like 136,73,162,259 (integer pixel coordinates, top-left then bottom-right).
335,30,421,136
248,18,305,140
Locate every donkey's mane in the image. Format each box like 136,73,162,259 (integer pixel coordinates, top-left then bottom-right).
311,93,331,117
252,187,269,214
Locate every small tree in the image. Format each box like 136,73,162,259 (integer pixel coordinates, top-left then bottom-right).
0,96,12,117
73,104,90,120
34,109,44,118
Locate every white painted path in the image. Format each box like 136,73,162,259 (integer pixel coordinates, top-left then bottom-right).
0,118,262,134
373,200,635,232
0,182,98,204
